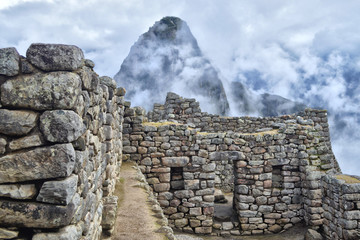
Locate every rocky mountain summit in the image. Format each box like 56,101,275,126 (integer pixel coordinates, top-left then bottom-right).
114,16,229,115
115,16,305,116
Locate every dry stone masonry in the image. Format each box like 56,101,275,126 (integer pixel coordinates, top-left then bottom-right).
124,92,360,239
1,44,360,240
0,44,125,239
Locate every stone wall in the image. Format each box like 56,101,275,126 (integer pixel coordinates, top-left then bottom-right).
147,92,340,191
123,92,360,238
321,175,360,239
0,44,125,239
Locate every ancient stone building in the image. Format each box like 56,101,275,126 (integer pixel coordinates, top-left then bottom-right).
0,44,360,239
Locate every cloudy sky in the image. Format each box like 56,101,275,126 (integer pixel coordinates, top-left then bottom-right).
1,0,360,174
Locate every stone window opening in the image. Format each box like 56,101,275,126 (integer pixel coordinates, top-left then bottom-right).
170,167,184,190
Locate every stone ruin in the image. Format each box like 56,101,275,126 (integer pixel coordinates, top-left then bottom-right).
0,44,360,239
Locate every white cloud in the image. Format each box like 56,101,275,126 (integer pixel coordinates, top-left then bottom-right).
1,0,360,174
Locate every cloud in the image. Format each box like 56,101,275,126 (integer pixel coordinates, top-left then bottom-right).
1,0,360,174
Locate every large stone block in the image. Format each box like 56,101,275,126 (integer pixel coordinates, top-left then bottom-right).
0,195,79,228
162,157,189,167
0,47,20,76
0,143,75,183
26,43,84,71
37,175,78,205
0,109,38,136
40,110,85,143
1,72,81,110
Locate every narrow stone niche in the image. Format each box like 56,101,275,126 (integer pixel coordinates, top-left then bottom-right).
272,166,283,188
170,167,184,190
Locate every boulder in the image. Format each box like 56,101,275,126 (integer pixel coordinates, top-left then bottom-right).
0,194,79,228
0,143,75,183
37,175,78,205
0,109,38,136
1,72,81,110
0,47,20,76
40,110,86,143
26,43,84,71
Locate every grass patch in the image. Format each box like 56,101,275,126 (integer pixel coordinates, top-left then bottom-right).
114,161,136,208
335,175,360,184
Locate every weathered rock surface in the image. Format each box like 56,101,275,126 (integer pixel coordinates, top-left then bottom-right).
0,184,37,199
0,138,6,155
0,109,38,136
8,132,44,150
102,196,118,230
100,76,117,89
0,47,20,76
0,143,75,183
1,72,81,110
162,157,189,167
0,195,79,228
32,224,82,240
77,66,99,91
37,175,78,205
0,227,19,239
26,43,84,71
305,229,324,240
40,110,86,143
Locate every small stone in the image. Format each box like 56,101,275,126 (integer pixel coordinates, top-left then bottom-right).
9,132,44,151
85,59,95,68
269,224,282,233
0,138,6,155
37,175,78,205
175,218,188,228
100,76,117,89
0,109,38,136
0,47,20,76
40,110,86,143
222,222,234,230
0,227,19,239
26,43,84,71
115,87,126,96
0,184,37,199
305,229,324,240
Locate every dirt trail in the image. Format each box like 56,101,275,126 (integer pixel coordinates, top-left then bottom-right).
112,162,166,240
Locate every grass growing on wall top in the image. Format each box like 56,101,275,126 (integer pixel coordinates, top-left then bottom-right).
335,174,360,184
143,121,181,127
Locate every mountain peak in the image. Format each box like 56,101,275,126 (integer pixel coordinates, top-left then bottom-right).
114,17,229,115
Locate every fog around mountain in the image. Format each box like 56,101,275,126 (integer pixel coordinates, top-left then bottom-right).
115,17,306,117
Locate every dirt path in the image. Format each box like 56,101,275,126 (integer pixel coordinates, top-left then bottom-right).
175,222,307,240
112,162,167,240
